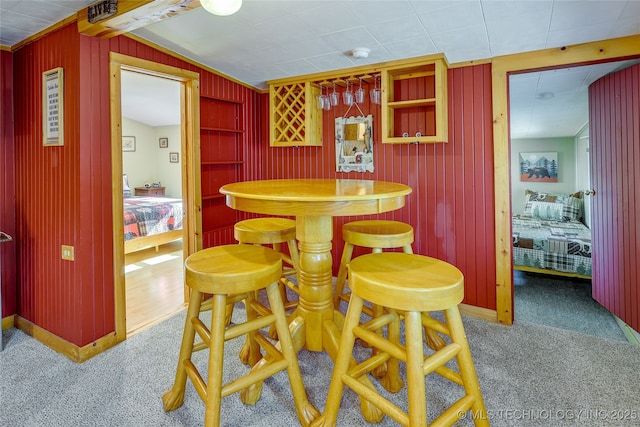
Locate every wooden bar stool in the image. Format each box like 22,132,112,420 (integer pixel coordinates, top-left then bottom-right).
333,220,413,311
231,217,299,342
334,220,445,355
234,217,299,306
162,244,318,427
317,253,488,427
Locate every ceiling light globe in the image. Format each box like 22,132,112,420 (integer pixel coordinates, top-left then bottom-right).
201,0,242,16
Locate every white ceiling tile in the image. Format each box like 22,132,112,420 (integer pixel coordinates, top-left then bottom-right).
321,26,379,51
296,3,361,35
366,15,428,44
383,36,438,60
482,0,553,56
346,0,416,26
417,1,484,34
545,22,622,49
274,59,323,77
550,1,627,32
429,24,490,62
306,51,358,71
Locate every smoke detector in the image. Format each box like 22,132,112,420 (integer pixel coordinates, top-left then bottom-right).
350,47,370,59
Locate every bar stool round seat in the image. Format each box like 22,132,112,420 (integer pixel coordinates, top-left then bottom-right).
232,217,299,340
162,244,318,427
318,252,488,427
333,220,413,310
234,217,298,282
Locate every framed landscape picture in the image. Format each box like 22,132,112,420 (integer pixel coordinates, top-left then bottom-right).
519,152,558,182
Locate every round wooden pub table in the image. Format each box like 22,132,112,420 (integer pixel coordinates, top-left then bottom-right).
220,179,412,422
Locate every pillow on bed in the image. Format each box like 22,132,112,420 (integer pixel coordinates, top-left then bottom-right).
523,190,583,221
123,174,132,198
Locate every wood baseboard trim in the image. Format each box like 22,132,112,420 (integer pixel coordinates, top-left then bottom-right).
613,315,640,345
2,314,15,330
459,303,501,324
14,316,118,362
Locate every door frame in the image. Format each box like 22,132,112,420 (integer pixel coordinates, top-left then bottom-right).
491,34,640,325
109,53,202,342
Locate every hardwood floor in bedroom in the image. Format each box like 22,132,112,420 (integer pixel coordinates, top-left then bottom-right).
125,240,186,336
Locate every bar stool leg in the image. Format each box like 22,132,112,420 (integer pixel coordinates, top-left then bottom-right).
333,242,354,309
162,290,204,411
204,294,228,426
315,293,366,426
378,309,404,393
423,312,447,350
444,307,489,426
405,311,428,426
238,291,263,367
266,281,320,425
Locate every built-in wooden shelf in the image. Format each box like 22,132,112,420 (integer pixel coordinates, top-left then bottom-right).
199,96,243,237
381,56,448,144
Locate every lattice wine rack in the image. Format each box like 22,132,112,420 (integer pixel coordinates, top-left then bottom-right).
269,81,322,147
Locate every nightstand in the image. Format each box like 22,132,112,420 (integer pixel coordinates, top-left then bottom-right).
135,186,165,196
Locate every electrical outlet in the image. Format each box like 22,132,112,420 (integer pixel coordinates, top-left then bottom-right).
62,245,75,261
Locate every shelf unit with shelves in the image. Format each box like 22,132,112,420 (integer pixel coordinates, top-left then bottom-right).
199,96,244,238
381,56,448,144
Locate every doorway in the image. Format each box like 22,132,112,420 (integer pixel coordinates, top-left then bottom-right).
121,70,184,334
491,38,640,331
109,53,202,343
506,62,633,341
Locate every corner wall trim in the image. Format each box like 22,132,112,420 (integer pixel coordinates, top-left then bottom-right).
14,316,118,363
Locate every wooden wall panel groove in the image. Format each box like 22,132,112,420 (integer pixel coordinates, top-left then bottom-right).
1,50,17,319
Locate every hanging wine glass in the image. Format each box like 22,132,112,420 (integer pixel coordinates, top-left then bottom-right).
343,80,354,106
317,84,326,110
355,77,365,104
322,85,332,111
370,76,381,104
330,82,340,107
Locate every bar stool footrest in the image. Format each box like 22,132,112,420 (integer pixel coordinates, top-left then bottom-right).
432,395,476,427
341,374,409,426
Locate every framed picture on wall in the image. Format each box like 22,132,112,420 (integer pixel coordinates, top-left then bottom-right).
42,67,64,146
122,136,136,152
519,152,558,182
159,137,168,148
169,152,179,163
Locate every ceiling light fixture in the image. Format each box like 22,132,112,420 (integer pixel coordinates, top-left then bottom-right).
350,47,370,60
200,0,242,16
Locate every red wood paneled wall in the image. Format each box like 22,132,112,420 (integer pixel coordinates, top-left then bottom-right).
9,22,495,348
13,25,86,342
261,65,496,309
11,24,264,346
1,49,17,318
589,63,640,332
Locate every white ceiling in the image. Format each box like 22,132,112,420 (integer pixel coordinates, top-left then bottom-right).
1,0,639,138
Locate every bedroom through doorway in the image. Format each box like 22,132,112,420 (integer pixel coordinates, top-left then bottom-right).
121,70,186,335
508,64,625,341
